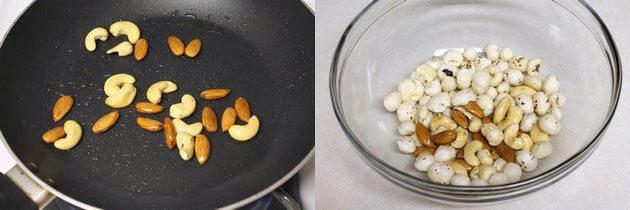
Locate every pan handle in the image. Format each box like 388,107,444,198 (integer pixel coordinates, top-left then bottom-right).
271,187,302,210
5,165,56,208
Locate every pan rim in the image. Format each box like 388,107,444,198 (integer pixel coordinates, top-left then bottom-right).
0,0,315,209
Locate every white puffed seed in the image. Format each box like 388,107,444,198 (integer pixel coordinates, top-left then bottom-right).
526,58,541,76
502,162,522,183
520,113,538,132
434,145,457,162
475,56,492,71
550,107,562,120
427,162,454,184
481,123,504,146
414,152,436,172
499,48,513,61
463,48,477,61
489,72,504,87
495,60,509,72
533,92,550,116
515,151,538,172
397,101,418,122
496,81,510,93
418,96,431,106
489,173,509,185
383,91,403,112
531,141,554,159
542,75,560,94
415,64,437,84
477,94,494,116
493,158,507,172
486,87,498,99
456,69,474,89
470,178,489,186
450,175,471,186
487,50,499,61
451,89,476,106
549,92,566,107
425,56,443,70
397,137,416,154
503,69,524,86
472,71,491,95
437,65,458,80
494,92,515,107
476,149,494,165
523,75,543,91
398,78,424,101
442,50,464,67
441,76,457,92
397,120,416,136
508,56,528,72
409,134,422,147
477,165,496,181
427,92,451,113
424,80,442,96
514,93,534,114
538,114,561,135
484,43,499,53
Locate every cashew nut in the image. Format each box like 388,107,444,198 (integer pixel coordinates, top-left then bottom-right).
530,123,550,143
147,81,177,104
509,86,536,97
493,158,507,172
497,106,523,130
476,149,494,165
523,75,543,91
105,83,137,108
519,133,534,152
228,115,260,141
169,94,196,119
470,165,496,181
450,127,468,149
172,118,203,136
84,27,108,51
104,73,136,97
481,123,503,146
447,161,468,176
463,140,483,167
176,131,194,160
503,124,524,150
429,115,457,133
468,116,482,132
106,41,133,56
493,97,511,124
53,120,82,150
109,21,140,44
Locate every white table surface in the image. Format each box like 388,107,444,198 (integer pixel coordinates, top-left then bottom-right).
0,1,315,209
315,0,630,209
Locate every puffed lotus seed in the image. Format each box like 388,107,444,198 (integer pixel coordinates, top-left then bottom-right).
489,173,509,185
470,178,489,186
415,152,436,172
442,50,464,67
397,120,416,136
383,91,403,112
397,137,416,154
463,48,477,61
427,162,454,184
499,48,513,61
450,175,471,186
502,162,522,183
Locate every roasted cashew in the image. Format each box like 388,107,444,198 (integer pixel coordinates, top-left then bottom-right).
106,41,133,56
228,115,260,141
470,165,496,181
172,118,202,136
429,115,457,133
519,133,534,152
54,120,82,150
105,83,137,108
169,94,196,119
464,140,483,167
84,27,108,51
530,123,549,143
493,97,511,124
447,161,468,176
509,86,536,97
176,131,194,160
109,21,140,44
476,149,494,165
497,106,523,130
450,127,469,149
147,81,177,104
503,124,524,150
104,73,136,97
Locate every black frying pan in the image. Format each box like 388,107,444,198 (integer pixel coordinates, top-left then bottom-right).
0,0,314,209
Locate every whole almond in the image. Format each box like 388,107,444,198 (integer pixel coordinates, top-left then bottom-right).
415,123,434,147
234,97,251,122
455,149,464,159
202,106,218,132
464,101,484,118
136,102,165,114
163,117,176,149
414,146,436,156
52,95,73,122
221,107,236,132
167,35,185,56
194,134,211,165
453,159,473,171
200,89,231,100
184,38,201,57
431,130,457,144
495,143,516,162
451,109,469,129
136,117,163,131
92,111,119,134
42,126,65,143
134,38,148,60
471,132,492,150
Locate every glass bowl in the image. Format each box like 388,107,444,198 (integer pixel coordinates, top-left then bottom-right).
329,0,621,205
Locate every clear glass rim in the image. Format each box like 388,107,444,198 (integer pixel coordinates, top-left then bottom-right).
329,0,622,195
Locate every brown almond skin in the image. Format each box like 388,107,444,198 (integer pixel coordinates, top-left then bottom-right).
415,123,434,147
92,111,120,134
42,126,65,143
455,149,464,159
464,101,484,118
200,89,231,100
414,146,436,156
136,117,164,131
482,117,493,124
471,132,492,150
167,35,185,56
52,95,73,122
453,159,473,171
234,97,251,122
431,130,457,144
163,118,176,149
451,109,469,129
202,106,218,132
135,102,165,114
221,107,236,132
184,38,201,57
134,38,148,60
194,134,211,165
495,143,516,162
